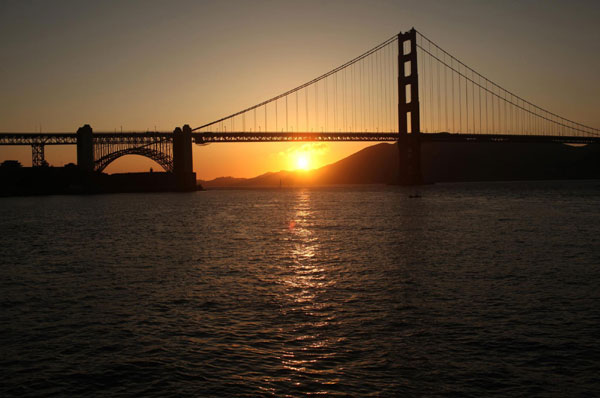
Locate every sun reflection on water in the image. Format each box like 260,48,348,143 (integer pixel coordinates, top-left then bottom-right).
277,189,343,391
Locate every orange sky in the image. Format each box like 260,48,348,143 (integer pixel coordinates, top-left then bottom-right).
1,1,598,179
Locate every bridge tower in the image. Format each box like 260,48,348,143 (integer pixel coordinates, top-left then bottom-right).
397,28,423,185
173,124,196,191
76,124,94,173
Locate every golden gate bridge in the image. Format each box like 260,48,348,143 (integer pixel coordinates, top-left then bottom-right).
1,28,598,188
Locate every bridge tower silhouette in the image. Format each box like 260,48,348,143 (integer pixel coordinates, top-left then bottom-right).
397,28,422,185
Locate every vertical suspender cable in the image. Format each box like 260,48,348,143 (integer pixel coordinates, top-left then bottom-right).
343,67,346,131
334,71,337,131
305,88,308,132
444,52,448,131
451,57,455,132
485,79,488,134
502,92,510,134
429,41,434,132
478,75,481,134
471,70,475,134
360,60,364,131
384,46,388,131
325,77,328,131
381,47,385,132
368,50,374,131
352,64,355,132
367,55,371,131
315,81,318,131
459,62,462,132
420,42,425,132
393,42,396,132
437,47,440,131
375,49,378,131
465,65,468,133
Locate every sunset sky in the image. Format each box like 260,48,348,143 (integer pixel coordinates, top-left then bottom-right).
1,0,598,179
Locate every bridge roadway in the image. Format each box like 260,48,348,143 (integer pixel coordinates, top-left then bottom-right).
0,132,599,145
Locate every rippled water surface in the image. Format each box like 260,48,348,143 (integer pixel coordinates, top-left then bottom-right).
1,181,599,397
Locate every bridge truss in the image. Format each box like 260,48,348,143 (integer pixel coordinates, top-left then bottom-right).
0,132,174,170
93,133,173,172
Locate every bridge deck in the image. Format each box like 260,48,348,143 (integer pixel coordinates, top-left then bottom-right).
194,132,600,144
0,132,598,145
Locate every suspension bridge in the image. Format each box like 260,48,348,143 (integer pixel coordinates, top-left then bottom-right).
1,28,598,188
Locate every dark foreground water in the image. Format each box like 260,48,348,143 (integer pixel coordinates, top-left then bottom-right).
1,181,599,397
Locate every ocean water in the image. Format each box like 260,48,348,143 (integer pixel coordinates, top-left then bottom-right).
1,181,599,397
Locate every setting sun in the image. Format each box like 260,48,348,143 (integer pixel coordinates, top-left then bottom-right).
286,143,329,172
296,155,310,170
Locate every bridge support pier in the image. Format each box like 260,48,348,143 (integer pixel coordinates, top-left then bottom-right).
173,124,196,191
31,144,46,167
77,124,94,173
397,135,422,185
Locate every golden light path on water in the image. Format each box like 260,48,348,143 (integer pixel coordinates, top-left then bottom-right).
276,190,343,391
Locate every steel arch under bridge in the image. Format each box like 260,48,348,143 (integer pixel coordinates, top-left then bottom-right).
92,133,174,172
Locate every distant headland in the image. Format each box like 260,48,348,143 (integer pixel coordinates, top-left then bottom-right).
199,142,600,188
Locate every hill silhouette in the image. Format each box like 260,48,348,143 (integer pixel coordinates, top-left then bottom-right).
199,142,600,187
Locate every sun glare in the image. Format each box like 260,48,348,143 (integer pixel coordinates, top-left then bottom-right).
287,143,328,172
296,155,310,170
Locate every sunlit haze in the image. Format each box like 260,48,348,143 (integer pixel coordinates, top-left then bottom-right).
296,155,310,171
1,0,598,179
